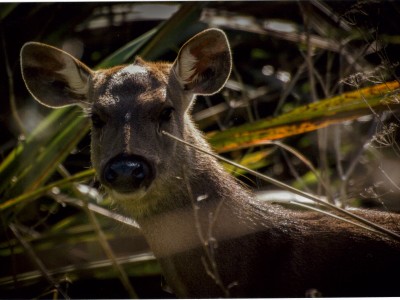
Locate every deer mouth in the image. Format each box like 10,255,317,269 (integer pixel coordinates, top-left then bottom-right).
101,154,155,194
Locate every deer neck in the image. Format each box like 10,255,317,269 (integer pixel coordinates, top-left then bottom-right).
137,143,268,258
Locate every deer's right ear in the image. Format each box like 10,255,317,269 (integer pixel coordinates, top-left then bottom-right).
172,29,232,96
20,42,93,108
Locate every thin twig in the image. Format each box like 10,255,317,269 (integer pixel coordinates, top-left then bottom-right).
280,147,313,194
264,140,329,192
182,166,230,297
162,130,400,242
9,223,70,299
1,29,26,135
80,199,139,298
51,175,139,298
290,201,380,233
58,195,139,229
274,61,307,116
300,2,333,202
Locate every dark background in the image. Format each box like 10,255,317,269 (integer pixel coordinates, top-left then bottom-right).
2,1,400,298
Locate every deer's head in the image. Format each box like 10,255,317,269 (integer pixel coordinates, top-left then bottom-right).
21,29,232,217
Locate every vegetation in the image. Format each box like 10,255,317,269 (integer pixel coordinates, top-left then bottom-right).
1,2,400,298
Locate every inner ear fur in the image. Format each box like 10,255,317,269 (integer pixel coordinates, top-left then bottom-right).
173,28,232,96
20,42,92,108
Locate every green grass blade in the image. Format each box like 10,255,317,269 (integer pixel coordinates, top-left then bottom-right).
209,81,400,152
0,169,95,211
0,3,18,20
139,3,205,60
95,27,159,69
0,107,83,196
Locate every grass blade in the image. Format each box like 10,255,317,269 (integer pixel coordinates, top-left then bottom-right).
209,81,400,152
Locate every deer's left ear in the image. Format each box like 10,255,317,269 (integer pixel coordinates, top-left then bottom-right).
172,28,232,96
21,42,93,108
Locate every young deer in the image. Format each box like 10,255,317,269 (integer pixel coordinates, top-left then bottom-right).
21,29,400,298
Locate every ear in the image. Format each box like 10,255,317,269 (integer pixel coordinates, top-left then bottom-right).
172,28,232,95
20,42,93,108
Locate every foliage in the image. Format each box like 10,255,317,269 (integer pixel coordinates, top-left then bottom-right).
1,1,400,298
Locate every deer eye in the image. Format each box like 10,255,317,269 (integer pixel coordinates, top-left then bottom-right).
159,107,174,123
91,113,106,129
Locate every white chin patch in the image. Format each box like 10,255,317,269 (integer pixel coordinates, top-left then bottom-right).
110,188,147,202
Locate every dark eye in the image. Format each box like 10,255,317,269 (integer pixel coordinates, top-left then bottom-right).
91,113,105,128
159,107,174,123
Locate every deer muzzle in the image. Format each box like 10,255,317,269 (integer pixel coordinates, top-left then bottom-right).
102,154,154,193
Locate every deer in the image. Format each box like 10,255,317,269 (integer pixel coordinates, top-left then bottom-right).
20,28,400,298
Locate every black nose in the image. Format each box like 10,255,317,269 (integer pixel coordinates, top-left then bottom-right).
102,154,153,193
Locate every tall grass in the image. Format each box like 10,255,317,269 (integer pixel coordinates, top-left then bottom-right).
1,2,400,298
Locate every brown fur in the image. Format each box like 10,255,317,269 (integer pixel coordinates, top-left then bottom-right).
21,29,400,297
